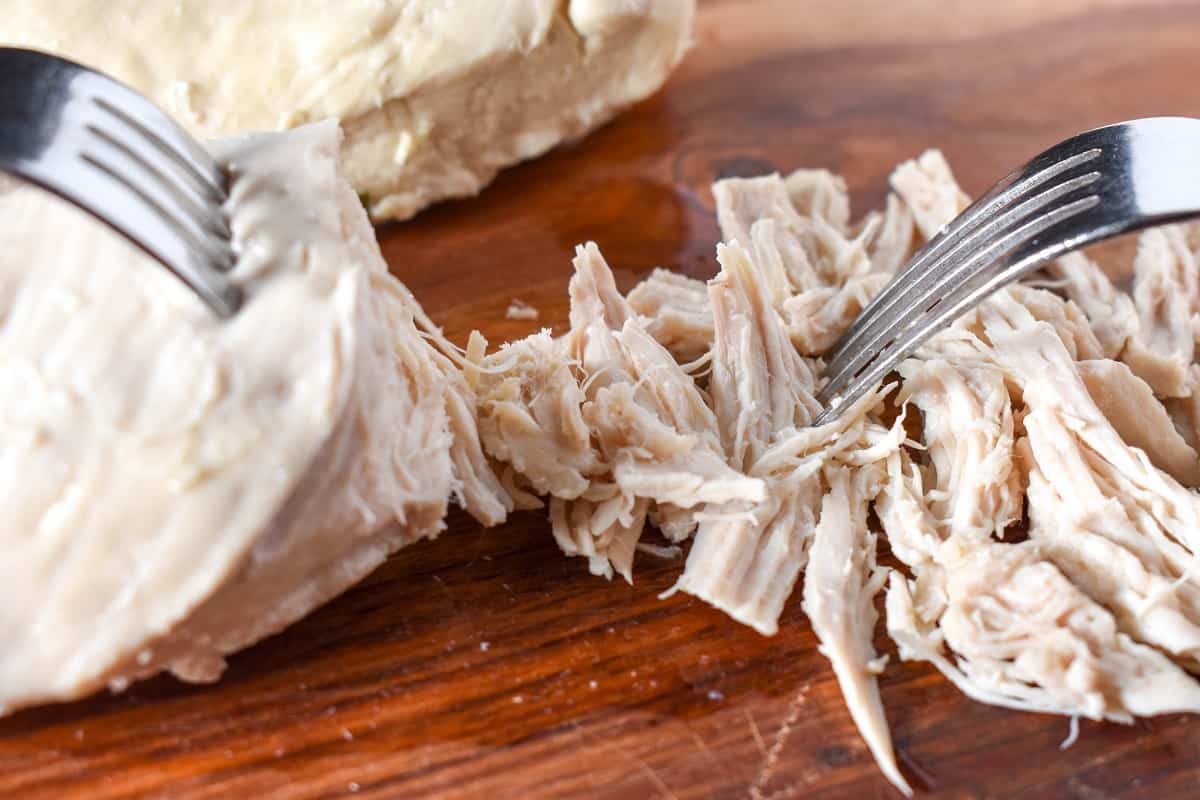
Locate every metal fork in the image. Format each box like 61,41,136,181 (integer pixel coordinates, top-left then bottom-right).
0,48,241,317
814,117,1200,425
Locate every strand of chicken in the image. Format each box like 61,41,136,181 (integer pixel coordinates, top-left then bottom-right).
472,148,1200,794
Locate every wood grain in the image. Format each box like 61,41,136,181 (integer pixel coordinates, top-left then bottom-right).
5,1,1200,797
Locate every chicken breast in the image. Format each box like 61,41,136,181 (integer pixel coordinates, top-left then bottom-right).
0,121,507,715
1,0,694,221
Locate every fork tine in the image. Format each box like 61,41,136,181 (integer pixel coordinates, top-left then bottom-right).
86,99,231,240
82,75,228,203
820,166,1103,398
815,117,1200,426
0,48,241,317
60,153,242,316
826,147,1104,367
91,96,231,239
812,193,1101,425
79,124,236,272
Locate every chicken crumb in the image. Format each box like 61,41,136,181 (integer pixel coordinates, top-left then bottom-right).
505,298,539,321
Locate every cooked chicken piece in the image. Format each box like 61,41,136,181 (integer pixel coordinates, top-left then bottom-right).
982,297,1200,553
978,300,1200,667
782,169,853,233
889,150,970,239
1122,226,1200,397
875,447,946,568
667,243,896,629
713,175,820,291
476,331,601,499
479,243,763,580
672,476,819,630
3,1,694,221
570,248,764,510
888,544,1200,719
1165,366,1200,453
895,356,1023,545
1043,252,1138,359
669,243,825,631
1077,359,1200,485
803,466,910,796
482,145,1200,791
550,492,650,583
857,194,917,276
1003,284,1106,361
631,284,894,363
648,502,700,543
714,173,877,289
627,245,890,360
438,352,513,528
888,541,1200,719
627,268,713,363
705,244,824,470
505,299,539,321
0,122,508,715
654,240,910,792
590,330,764,508
781,274,891,355
631,172,908,362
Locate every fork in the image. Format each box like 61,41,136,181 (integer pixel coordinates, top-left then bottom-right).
0,48,242,317
814,117,1200,425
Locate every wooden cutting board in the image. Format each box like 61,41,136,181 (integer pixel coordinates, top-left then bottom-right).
4,1,1200,797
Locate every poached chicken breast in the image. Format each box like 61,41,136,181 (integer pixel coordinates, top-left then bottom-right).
0,0,695,221
0,121,508,715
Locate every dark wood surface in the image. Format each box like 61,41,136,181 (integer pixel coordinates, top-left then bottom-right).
5,1,1200,797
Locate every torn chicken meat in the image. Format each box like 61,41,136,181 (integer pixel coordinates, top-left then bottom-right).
481,146,1200,793
476,243,764,581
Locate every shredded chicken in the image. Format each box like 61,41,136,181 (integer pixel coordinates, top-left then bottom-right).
1043,252,1137,359
886,542,1200,720
1122,226,1200,397
474,146,1200,794
803,465,909,795
476,244,764,581
889,149,970,239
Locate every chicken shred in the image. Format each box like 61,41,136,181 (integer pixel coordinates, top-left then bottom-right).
1043,251,1137,359
889,149,970,239
477,243,763,581
803,464,910,796
1123,226,1200,397
473,147,1200,793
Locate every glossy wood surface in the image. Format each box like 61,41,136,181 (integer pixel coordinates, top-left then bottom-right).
5,1,1200,797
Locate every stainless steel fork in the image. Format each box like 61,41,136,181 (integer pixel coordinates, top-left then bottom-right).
814,117,1200,425
0,48,241,317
